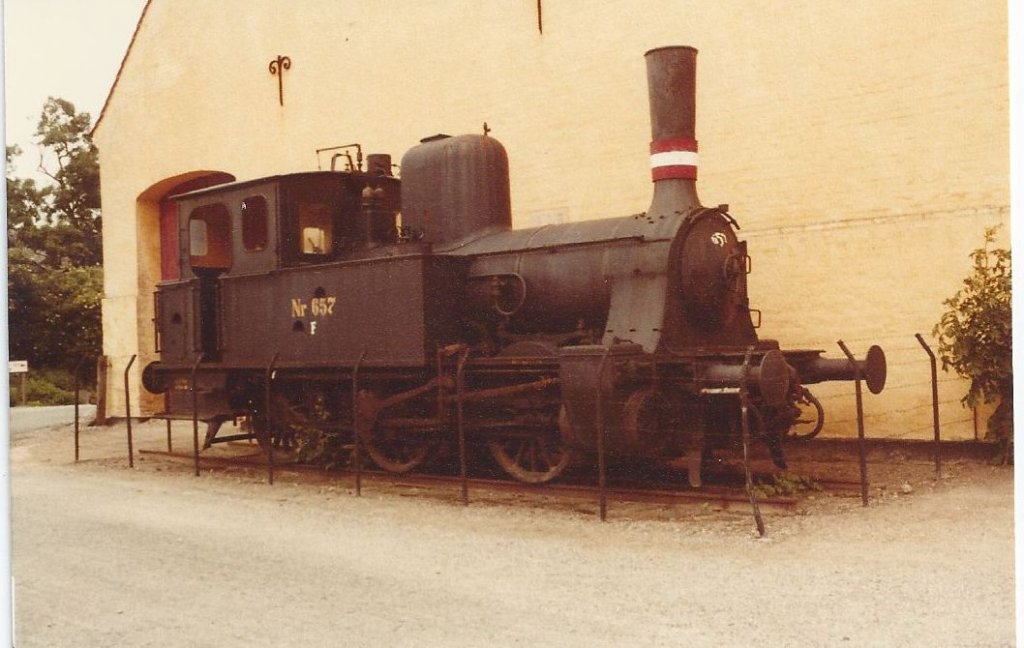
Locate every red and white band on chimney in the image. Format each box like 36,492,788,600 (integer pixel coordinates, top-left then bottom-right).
649,138,698,181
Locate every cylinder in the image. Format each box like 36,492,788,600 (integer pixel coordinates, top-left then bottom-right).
702,350,791,406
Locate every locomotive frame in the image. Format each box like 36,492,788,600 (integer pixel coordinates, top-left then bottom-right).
142,46,886,487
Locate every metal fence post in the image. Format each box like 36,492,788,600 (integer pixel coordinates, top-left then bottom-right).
264,352,280,485
190,353,205,477
95,356,109,424
455,347,471,506
739,346,766,537
914,333,942,477
124,355,137,468
352,350,367,496
595,347,613,521
73,355,88,463
837,340,869,507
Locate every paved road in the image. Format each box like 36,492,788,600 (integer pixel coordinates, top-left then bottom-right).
9,420,1017,647
7,405,96,440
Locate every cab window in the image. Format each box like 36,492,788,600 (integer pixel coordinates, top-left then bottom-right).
241,195,269,252
281,175,355,265
189,203,232,269
298,202,333,255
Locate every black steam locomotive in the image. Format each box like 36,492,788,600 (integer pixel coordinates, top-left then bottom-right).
142,46,886,485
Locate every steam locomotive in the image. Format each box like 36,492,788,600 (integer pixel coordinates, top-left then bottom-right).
142,46,886,486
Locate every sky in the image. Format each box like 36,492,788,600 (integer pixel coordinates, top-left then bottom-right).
3,0,149,181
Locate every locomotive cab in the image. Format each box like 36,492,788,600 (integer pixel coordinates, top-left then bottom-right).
173,170,401,273
154,170,404,366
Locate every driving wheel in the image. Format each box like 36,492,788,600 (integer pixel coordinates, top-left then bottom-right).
355,389,433,473
488,430,574,484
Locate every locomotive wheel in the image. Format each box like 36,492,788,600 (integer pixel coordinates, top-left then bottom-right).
358,424,433,473
785,388,825,439
488,431,573,484
251,392,308,455
352,384,436,474
250,415,294,456
355,389,433,474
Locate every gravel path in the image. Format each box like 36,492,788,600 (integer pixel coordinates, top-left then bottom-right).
11,419,1016,647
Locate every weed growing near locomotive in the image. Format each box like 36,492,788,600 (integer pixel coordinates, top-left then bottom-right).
142,47,887,487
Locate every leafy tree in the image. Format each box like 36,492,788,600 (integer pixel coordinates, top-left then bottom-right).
7,98,103,385
33,97,102,267
933,226,1012,453
8,263,102,370
6,144,47,232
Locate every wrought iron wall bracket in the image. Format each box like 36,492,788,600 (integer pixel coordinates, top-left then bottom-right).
268,55,291,106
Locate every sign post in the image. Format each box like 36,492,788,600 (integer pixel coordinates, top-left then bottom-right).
9,360,29,406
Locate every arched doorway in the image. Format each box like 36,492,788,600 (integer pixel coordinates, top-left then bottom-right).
136,171,234,414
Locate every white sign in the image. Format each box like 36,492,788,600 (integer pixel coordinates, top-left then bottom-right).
8,361,28,374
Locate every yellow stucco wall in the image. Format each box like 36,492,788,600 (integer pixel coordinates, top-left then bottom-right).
94,0,1009,439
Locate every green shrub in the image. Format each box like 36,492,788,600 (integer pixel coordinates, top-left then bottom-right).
752,471,821,498
8,368,94,406
933,226,1012,449
294,426,351,471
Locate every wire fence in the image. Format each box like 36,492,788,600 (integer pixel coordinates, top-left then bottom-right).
794,333,987,443
106,334,991,444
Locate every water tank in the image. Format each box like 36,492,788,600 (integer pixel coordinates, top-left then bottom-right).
400,134,512,247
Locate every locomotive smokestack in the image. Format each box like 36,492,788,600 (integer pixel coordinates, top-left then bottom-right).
645,46,700,212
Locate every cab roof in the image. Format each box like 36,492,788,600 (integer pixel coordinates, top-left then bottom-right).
168,171,356,202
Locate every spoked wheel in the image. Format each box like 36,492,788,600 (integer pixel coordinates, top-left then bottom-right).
251,392,308,456
251,417,292,456
358,423,433,473
786,387,825,439
489,430,574,484
355,389,433,474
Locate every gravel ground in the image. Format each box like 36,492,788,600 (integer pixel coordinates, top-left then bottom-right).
11,418,1016,647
